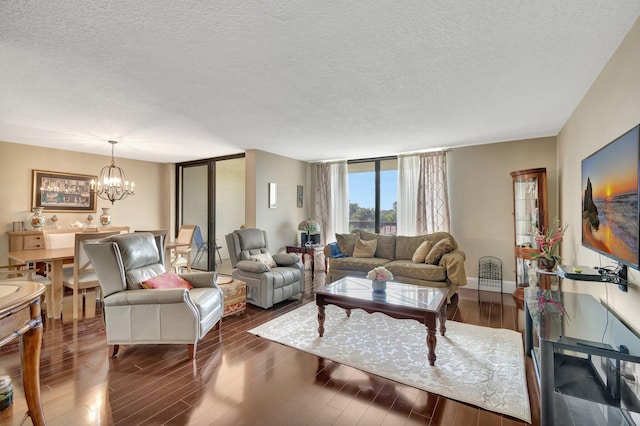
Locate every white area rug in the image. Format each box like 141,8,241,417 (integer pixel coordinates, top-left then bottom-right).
248,302,531,423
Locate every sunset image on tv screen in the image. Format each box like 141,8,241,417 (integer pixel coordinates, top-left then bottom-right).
582,128,639,265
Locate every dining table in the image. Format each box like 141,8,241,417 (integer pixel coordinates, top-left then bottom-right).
7,247,74,319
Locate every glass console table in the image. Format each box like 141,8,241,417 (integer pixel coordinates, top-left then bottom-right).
524,288,640,425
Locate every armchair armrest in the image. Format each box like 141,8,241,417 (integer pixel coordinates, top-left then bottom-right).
439,249,467,286
236,260,271,273
272,253,300,266
104,288,190,306
178,271,216,288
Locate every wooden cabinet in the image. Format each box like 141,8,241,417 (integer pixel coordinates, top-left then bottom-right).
511,168,548,291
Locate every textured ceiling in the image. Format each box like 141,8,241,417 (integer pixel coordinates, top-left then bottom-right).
1,1,639,163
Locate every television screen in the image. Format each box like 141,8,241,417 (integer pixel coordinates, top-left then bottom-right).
581,125,640,270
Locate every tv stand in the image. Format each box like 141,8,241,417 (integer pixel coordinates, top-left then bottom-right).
524,289,640,425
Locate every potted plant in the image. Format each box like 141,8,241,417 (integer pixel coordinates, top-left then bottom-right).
532,218,568,271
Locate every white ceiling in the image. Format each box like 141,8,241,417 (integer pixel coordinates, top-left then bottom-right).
1,2,639,163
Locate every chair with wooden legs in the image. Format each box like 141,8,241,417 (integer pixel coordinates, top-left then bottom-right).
170,225,196,273
62,231,119,319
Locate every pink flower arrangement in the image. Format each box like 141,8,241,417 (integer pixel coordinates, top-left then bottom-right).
367,266,393,281
533,218,568,261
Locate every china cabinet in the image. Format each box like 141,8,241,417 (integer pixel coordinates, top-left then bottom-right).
511,168,548,303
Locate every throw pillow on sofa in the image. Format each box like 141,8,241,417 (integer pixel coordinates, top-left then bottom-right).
336,233,358,256
250,252,277,268
412,240,434,263
424,238,454,264
141,272,193,290
353,238,377,258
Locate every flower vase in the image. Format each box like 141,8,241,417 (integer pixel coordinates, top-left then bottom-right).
30,207,46,229
99,208,111,226
372,279,387,293
538,257,556,272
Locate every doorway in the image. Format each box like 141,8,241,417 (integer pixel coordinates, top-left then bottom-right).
176,154,245,275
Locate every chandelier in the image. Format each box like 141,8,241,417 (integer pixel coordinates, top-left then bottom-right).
91,140,135,204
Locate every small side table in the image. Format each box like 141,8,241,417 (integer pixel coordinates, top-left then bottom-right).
285,245,327,280
217,276,246,317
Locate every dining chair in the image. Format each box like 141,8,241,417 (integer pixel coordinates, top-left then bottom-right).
170,225,196,273
62,231,120,319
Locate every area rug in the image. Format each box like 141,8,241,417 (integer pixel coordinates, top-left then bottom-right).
248,302,531,423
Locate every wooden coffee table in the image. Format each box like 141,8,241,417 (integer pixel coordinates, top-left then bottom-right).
315,276,448,366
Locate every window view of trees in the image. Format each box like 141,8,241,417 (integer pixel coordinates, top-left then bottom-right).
349,201,397,233
348,158,398,234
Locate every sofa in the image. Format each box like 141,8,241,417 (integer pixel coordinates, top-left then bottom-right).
324,230,467,301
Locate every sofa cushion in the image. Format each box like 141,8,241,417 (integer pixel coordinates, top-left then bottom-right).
353,238,377,258
425,238,454,264
395,235,430,260
385,260,447,282
329,256,390,273
357,230,396,260
336,233,358,256
412,240,434,263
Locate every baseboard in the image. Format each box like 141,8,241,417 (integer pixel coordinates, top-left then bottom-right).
464,277,516,294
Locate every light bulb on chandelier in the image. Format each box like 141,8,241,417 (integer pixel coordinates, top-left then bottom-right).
90,140,135,204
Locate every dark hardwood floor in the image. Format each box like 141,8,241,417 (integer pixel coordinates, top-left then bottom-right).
0,273,540,425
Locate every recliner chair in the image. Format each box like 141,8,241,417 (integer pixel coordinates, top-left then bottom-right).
84,232,223,359
226,228,304,309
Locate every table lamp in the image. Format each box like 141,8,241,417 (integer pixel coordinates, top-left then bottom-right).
298,218,320,246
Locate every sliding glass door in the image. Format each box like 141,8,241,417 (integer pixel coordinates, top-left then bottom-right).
176,154,244,274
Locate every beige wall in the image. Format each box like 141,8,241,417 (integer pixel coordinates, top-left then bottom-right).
245,149,310,253
558,17,640,330
0,141,172,263
449,137,558,288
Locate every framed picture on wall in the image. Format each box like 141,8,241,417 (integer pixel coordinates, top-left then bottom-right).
32,169,97,212
297,185,303,208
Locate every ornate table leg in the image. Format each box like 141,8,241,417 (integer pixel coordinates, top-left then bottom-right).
439,305,447,336
317,303,325,337
425,314,437,366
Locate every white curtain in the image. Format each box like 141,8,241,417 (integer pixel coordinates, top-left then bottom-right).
417,151,450,233
314,161,349,244
397,154,419,235
314,163,331,245
330,161,349,235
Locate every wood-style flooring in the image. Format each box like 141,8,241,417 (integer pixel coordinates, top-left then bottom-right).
0,273,540,425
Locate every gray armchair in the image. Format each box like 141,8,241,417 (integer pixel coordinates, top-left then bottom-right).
226,228,303,309
84,232,223,359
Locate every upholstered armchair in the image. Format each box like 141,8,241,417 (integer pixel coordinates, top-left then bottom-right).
84,232,223,359
226,228,304,309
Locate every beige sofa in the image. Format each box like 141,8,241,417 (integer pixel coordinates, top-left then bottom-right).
324,230,467,301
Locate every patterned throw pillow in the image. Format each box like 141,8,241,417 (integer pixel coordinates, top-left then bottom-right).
412,240,434,263
352,238,378,258
424,238,454,265
250,252,277,268
141,272,193,289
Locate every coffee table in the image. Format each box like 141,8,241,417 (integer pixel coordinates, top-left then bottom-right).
315,276,448,366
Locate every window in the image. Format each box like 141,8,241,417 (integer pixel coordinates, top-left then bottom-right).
348,158,398,234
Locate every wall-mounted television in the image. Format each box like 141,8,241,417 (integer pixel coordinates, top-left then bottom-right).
581,124,640,270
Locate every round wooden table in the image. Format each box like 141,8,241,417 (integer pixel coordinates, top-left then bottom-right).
0,281,46,426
